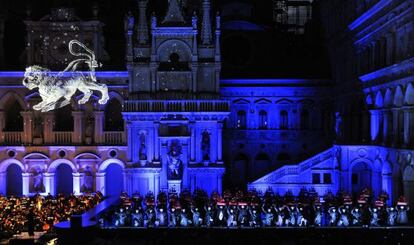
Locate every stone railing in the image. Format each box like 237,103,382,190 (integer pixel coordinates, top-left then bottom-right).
251,147,334,184
124,100,230,112
103,131,125,145
53,132,73,144
3,131,23,144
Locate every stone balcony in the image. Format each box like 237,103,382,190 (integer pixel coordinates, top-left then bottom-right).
0,130,126,146
124,100,230,112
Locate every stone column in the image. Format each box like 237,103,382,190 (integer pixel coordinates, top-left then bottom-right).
217,122,223,163
73,172,82,195
20,111,33,144
123,171,128,193
0,111,4,143
190,122,196,163
201,0,212,45
126,122,133,162
154,173,160,197
392,108,400,147
403,107,414,147
360,111,369,143
369,109,381,144
0,172,6,195
95,172,106,196
191,64,198,93
72,111,84,144
382,173,393,206
43,173,54,195
22,173,31,196
382,109,391,146
153,122,160,163
94,111,104,144
43,112,54,144
217,173,223,194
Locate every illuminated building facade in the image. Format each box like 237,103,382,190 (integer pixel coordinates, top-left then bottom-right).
0,0,413,208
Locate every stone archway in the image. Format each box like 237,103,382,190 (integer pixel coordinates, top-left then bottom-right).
403,166,414,206
6,164,23,196
97,159,125,196
0,159,25,196
48,159,77,195
351,162,372,195
55,164,74,196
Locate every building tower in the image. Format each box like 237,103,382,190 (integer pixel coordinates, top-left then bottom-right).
123,0,228,195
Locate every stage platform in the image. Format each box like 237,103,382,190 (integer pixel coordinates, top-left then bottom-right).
53,226,414,245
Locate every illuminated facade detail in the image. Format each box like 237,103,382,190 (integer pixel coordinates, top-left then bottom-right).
23,8,108,70
221,79,334,187
23,41,109,112
318,0,414,205
123,0,226,196
0,0,413,209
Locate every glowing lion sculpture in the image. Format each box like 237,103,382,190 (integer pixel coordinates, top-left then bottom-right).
23,40,109,112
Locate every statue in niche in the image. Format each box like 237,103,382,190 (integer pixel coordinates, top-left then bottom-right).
191,12,197,29
32,168,44,193
151,14,157,29
82,167,94,192
335,112,343,140
201,131,210,161
167,141,182,179
139,132,147,160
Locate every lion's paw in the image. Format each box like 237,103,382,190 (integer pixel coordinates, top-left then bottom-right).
98,98,109,105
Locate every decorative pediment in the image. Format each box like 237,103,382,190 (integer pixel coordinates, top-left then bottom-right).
75,152,101,162
254,98,271,104
233,98,250,104
275,98,293,105
23,152,50,164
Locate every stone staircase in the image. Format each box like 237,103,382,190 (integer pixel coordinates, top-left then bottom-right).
248,147,337,195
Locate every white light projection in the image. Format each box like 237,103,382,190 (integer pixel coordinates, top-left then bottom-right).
23,40,109,112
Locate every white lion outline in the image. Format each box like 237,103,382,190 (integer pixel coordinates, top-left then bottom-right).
23,40,109,112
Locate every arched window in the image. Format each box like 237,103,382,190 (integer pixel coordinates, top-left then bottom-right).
231,154,249,187
277,152,291,161
280,110,288,129
237,110,247,129
54,106,73,131
159,52,189,71
254,153,271,179
4,100,23,131
300,110,310,130
105,99,124,131
259,110,268,129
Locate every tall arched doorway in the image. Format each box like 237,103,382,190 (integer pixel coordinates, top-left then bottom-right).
351,162,372,195
55,164,73,196
105,163,124,197
6,164,22,196
254,153,271,180
403,166,414,206
231,154,249,188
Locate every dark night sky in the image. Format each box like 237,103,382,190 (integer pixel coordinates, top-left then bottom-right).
0,0,331,79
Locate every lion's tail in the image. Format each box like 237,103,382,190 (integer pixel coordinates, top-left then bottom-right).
68,40,95,61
